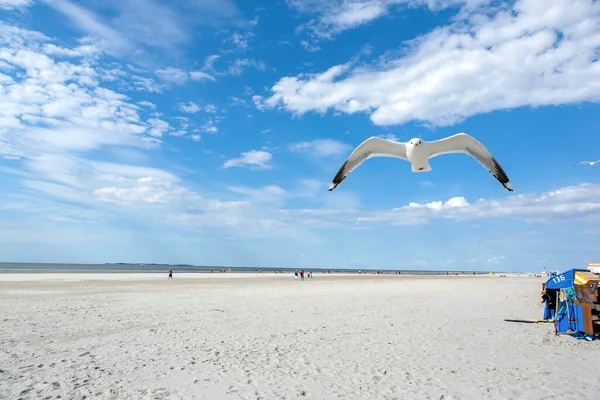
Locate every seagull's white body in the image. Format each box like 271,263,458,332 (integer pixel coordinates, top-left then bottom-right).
574,160,600,167
328,133,513,192
406,141,433,173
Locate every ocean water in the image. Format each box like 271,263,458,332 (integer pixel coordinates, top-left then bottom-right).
0,263,240,273
0,263,489,274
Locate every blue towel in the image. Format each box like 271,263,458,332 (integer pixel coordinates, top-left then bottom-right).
569,332,594,341
556,301,567,319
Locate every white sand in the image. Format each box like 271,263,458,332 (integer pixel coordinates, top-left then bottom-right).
1,273,599,399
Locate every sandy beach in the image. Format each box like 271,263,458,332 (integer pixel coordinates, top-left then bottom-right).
1,273,599,399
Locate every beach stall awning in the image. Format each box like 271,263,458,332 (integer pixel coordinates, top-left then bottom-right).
546,269,600,289
574,271,600,285
546,269,584,289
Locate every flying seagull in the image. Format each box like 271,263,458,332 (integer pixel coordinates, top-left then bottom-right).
574,160,600,167
328,133,513,192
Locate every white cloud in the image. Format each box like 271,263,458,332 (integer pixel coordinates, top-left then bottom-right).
226,58,267,76
289,139,351,157
287,0,489,41
177,102,218,115
190,71,216,81
355,184,600,226
300,40,321,52
130,75,164,93
223,150,273,169
147,118,171,137
0,0,34,10
200,115,223,134
0,22,192,165
191,54,266,78
137,101,156,109
42,43,102,58
267,0,600,127
178,101,201,113
204,104,217,113
225,31,251,50
228,96,246,106
203,54,221,70
94,177,190,205
155,67,189,84
0,32,170,156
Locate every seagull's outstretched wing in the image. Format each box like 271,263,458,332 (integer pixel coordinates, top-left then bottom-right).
427,133,513,191
329,137,408,191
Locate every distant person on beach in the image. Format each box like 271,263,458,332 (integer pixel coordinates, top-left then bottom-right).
300,269,305,281
294,270,298,280
168,267,173,279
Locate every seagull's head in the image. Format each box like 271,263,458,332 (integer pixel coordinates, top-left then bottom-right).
409,138,423,148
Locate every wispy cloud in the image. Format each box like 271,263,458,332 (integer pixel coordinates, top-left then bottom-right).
190,71,216,81
223,150,273,169
289,139,351,157
154,68,216,85
286,1,488,47
199,54,267,77
0,0,34,10
43,0,135,55
225,58,267,76
155,67,189,84
178,102,201,114
43,0,243,58
223,31,253,50
177,102,218,114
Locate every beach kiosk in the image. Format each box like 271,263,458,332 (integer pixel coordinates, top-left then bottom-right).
588,262,600,274
545,269,600,336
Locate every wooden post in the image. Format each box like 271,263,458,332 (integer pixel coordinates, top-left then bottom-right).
554,290,559,335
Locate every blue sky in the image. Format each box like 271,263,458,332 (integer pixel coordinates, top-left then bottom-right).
0,0,599,271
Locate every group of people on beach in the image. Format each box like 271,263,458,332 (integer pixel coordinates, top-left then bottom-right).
294,270,312,280
167,268,316,280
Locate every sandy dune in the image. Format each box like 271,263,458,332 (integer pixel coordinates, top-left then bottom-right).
1,273,599,399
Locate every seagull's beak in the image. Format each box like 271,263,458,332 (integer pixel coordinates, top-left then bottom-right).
413,143,418,147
